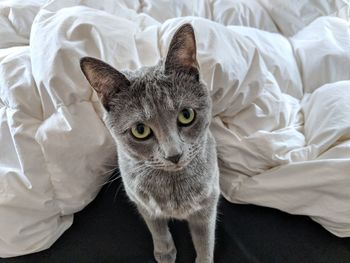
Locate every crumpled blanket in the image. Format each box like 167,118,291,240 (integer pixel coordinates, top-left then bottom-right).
0,0,349,257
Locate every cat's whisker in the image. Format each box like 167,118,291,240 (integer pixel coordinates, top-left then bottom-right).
99,166,119,177
100,160,119,167
97,173,122,187
131,162,149,169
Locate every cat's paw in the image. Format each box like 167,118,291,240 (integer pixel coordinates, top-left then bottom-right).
154,246,177,263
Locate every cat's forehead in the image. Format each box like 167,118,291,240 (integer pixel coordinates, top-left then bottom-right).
125,64,201,101
132,78,172,105
125,67,180,111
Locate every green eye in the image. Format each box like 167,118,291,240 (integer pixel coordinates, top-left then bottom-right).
131,123,152,139
178,108,195,126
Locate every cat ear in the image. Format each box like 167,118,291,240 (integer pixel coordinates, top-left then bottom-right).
165,23,199,78
80,57,130,111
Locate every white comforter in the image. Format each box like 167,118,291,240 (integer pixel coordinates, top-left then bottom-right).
1,0,349,257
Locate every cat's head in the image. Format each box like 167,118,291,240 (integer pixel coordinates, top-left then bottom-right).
80,24,211,171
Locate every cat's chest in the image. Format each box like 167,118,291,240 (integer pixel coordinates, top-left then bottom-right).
135,173,212,219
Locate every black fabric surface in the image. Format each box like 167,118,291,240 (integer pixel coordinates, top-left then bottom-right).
3,177,350,263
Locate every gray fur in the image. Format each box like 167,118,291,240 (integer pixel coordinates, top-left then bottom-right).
80,24,220,263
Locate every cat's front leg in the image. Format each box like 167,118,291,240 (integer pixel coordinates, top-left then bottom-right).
188,199,218,263
139,210,176,263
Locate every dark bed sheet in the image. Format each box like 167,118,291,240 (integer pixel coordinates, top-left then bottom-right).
3,177,350,263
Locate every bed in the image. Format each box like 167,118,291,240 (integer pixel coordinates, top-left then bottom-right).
0,0,350,258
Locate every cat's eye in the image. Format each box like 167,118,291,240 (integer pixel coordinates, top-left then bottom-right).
131,123,152,139
178,108,195,126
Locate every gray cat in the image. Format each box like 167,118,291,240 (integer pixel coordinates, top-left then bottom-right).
80,24,220,263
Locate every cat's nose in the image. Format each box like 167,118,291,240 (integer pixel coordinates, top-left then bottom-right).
165,153,182,164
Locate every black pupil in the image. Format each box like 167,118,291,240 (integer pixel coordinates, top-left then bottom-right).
182,109,190,119
136,124,145,134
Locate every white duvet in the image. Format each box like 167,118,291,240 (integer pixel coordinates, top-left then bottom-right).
0,0,350,257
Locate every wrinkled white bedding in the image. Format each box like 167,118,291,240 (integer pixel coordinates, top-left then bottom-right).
0,0,350,257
